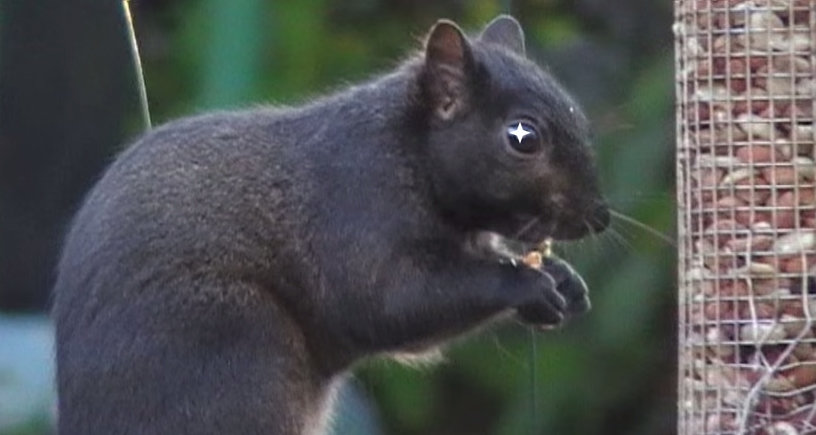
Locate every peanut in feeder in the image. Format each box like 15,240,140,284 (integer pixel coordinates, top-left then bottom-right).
676,0,816,433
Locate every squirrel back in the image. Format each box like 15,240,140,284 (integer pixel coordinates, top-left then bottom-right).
53,15,608,435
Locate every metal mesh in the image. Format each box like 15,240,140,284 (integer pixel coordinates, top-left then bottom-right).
676,0,816,433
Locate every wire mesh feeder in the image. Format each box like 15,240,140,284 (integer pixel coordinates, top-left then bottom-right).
676,0,816,433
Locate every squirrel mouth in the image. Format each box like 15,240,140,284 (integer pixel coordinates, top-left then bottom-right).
467,216,565,262
508,215,557,244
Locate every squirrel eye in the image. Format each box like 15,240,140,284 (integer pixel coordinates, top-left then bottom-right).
505,121,542,155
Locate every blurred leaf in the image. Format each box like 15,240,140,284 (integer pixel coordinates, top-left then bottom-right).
463,0,502,26
359,361,438,433
531,15,581,46
265,0,325,101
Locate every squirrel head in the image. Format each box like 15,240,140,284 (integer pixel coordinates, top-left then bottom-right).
417,15,609,243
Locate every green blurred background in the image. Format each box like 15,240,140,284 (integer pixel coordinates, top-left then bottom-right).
0,0,676,434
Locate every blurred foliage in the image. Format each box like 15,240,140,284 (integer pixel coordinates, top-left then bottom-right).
1,0,676,433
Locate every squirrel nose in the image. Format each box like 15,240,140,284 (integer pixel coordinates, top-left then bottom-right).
588,202,610,233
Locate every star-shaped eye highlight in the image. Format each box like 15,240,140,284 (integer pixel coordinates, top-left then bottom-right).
508,122,531,143
504,121,542,156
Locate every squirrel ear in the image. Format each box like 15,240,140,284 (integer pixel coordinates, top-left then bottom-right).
479,15,525,56
423,20,472,120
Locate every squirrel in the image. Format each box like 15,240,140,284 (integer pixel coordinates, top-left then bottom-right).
52,15,609,435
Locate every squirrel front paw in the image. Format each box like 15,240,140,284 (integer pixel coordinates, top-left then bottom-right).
515,256,590,328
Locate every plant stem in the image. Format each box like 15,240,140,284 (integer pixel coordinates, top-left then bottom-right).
122,0,151,130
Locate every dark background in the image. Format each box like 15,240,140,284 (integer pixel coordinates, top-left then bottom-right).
0,0,676,433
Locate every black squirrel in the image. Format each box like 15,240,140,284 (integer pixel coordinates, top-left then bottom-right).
53,15,609,435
